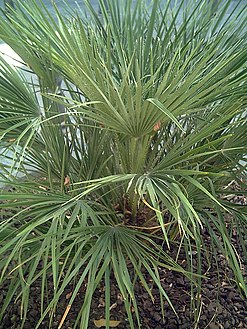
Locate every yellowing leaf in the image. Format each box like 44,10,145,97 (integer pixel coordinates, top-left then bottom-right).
93,319,121,328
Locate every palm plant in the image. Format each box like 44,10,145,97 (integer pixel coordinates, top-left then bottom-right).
0,0,246,328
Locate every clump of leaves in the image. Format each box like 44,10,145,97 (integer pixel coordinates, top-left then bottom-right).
0,0,246,328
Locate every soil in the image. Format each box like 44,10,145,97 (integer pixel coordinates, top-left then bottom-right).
0,195,246,329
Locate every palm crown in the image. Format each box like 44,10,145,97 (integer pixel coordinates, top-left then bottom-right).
0,0,246,328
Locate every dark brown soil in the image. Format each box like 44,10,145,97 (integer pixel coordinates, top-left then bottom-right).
0,196,246,329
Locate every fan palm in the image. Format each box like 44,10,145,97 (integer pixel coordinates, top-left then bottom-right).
0,0,246,328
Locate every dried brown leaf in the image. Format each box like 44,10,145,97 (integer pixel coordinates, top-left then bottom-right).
153,121,161,132
93,319,121,328
66,292,72,299
64,175,70,186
